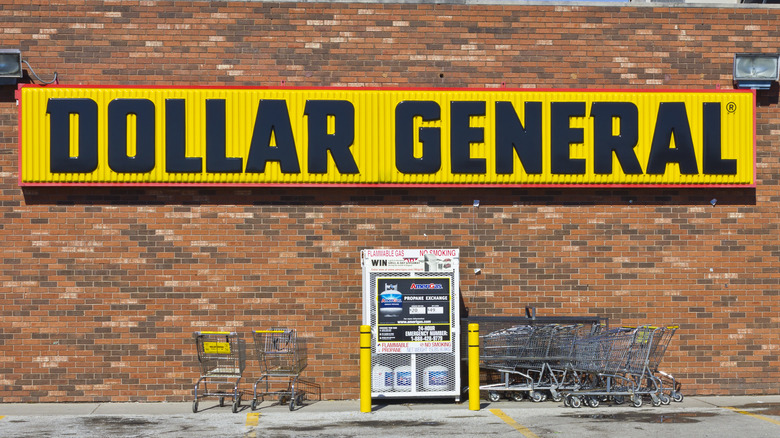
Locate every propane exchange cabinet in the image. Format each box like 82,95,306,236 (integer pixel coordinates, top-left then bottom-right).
362,249,461,401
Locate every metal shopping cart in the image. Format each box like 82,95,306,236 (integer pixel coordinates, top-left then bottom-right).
645,326,683,403
192,331,246,413
563,325,677,408
479,324,588,403
250,329,308,411
480,325,536,402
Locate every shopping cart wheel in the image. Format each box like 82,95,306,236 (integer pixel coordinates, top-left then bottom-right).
289,397,296,411
251,398,258,410
233,399,240,413
586,397,600,408
530,391,543,403
192,400,198,413
660,394,671,405
219,396,225,407
651,397,662,407
672,392,684,403
511,392,524,402
612,395,625,405
487,391,501,402
632,395,643,408
551,393,563,403
569,396,582,408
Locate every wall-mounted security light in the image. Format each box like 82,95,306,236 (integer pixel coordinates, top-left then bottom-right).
733,53,780,90
0,49,23,85
0,48,58,86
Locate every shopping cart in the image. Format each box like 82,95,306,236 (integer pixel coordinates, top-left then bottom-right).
563,325,677,408
479,324,588,402
250,329,308,411
645,325,683,403
479,325,535,402
192,331,246,413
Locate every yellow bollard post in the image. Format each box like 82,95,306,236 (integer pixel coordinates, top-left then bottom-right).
468,323,480,411
360,325,372,413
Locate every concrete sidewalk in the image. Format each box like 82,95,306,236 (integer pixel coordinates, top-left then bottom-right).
2,394,780,414
1,396,779,437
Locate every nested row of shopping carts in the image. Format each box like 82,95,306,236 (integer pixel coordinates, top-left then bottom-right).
479,323,682,408
192,329,313,413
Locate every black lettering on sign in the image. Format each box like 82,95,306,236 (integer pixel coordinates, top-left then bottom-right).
450,101,486,174
165,99,202,173
206,99,243,173
702,102,736,175
304,100,358,174
647,102,698,175
47,98,99,173
495,101,542,175
107,99,156,173
591,102,642,175
551,102,587,175
246,100,301,173
395,101,442,174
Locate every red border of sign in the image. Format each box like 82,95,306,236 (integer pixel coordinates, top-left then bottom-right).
16,84,757,188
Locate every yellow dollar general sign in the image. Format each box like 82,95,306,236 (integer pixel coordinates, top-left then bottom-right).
18,86,755,187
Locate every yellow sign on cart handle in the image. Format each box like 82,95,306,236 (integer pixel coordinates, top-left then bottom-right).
203,341,231,354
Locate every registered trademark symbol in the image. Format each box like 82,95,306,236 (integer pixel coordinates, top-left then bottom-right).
726,102,737,113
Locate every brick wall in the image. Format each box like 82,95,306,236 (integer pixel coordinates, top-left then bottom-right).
1,0,779,401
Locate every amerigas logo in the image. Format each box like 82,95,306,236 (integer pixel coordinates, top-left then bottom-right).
410,283,443,290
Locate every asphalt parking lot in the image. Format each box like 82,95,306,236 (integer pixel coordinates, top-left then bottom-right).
1,395,779,437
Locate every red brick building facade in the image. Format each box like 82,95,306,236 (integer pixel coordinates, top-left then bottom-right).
1,0,779,402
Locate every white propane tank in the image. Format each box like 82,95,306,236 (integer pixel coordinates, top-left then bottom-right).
372,365,393,391
393,366,413,391
423,365,449,391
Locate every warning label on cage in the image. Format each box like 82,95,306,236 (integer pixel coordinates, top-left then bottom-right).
363,249,458,273
376,277,452,354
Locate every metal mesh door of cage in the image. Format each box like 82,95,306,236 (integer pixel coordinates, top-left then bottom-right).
367,270,461,399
